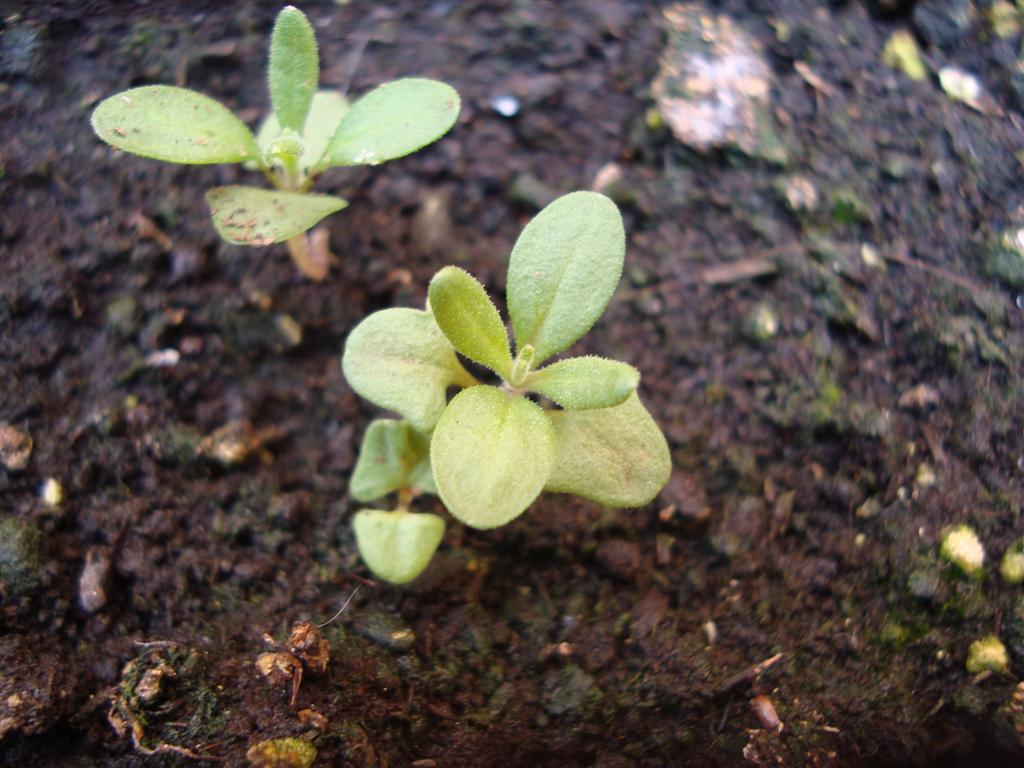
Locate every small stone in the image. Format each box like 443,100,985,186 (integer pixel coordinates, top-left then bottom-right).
135,663,173,705
274,314,303,349
508,173,558,210
987,1,1021,39
908,567,942,602
411,192,452,255
354,611,416,652
104,296,139,338
985,224,1024,289
915,462,937,488
914,0,972,47
39,478,63,508
490,94,519,118
882,30,927,82
939,66,982,106
898,383,941,409
856,497,882,520
0,424,33,472
78,548,110,613
860,243,884,269
743,302,779,343
246,737,316,768
781,175,818,213
651,5,775,156
542,664,602,715
1001,539,1024,584
940,524,985,577
703,620,718,645
966,635,1008,674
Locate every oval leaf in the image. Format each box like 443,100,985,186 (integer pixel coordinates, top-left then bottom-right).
342,308,476,433
350,419,435,502
205,186,346,246
545,392,670,507
91,86,260,164
353,510,445,585
269,6,319,134
507,192,625,364
254,90,349,172
526,356,638,410
327,78,460,167
428,267,512,378
431,386,554,529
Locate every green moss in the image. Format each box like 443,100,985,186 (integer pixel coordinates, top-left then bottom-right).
0,517,44,599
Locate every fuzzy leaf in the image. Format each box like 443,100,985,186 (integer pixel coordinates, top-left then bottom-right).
326,79,460,167
255,91,348,172
353,510,445,585
431,386,554,529
91,86,260,165
205,186,346,246
342,308,476,433
507,192,625,364
545,392,670,507
268,6,319,134
350,420,435,502
428,267,512,378
526,356,638,410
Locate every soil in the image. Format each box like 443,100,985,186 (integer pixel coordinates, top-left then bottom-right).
2,1,1024,766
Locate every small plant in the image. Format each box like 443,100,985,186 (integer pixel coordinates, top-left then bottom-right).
342,192,671,584
91,6,460,280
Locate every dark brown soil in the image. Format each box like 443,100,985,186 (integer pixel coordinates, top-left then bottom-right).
2,1,1024,766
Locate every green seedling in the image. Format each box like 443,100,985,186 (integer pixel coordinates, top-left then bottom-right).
342,191,671,584
91,6,460,280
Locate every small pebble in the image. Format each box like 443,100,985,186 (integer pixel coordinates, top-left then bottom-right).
78,548,110,613
939,66,982,105
490,94,519,118
40,478,63,508
0,424,33,471
940,524,985,576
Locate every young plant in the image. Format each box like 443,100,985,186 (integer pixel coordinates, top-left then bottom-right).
91,6,460,280
342,191,671,584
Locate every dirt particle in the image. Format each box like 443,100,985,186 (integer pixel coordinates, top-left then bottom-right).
287,622,329,675
78,547,111,613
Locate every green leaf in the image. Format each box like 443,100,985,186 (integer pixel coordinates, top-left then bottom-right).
342,308,476,433
205,186,346,246
268,6,319,134
91,85,260,165
353,510,445,585
428,267,512,378
254,90,349,173
350,419,435,502
545,392,670,507
431,386,554,529
525,356,638,410
326,78,460,167
507,192,625,364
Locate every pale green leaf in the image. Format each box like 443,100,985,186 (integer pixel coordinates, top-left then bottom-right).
205,186,346,246
507,192,625,364
326,78,460,167
341,308,476,433
254,91,349,172
91,86,260,165
353,510,445,585
350,420,435,502
428,267,512,378
431,386,554,529
268,6,319,133
526,356,638,410
545,392,670,507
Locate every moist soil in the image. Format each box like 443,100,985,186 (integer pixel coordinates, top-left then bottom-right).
2,1,1024,766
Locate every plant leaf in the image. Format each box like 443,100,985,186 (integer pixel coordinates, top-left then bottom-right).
255,91,348,173
428,267,512,378
545,392,670,507
507,191,625,364
205,186,346,246
326,78,460,167
91,86,260,165
268,6,319,134
350,419,435,502
342,308,476,433
525,356,638,410
353,510,445,585
431,386,554,529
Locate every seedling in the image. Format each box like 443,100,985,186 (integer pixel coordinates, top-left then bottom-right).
91,6,460,280
342,191,671,584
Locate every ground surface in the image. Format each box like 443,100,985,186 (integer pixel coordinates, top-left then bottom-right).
2,1,1024,766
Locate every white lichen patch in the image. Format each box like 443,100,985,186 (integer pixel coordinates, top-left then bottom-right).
940,524,985,576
